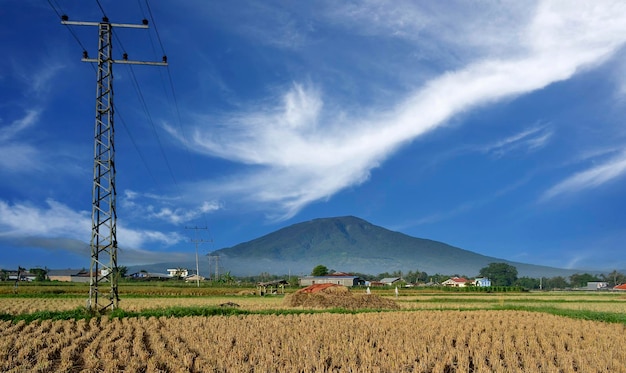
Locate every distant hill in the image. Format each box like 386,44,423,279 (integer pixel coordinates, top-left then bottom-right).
130,216,582,278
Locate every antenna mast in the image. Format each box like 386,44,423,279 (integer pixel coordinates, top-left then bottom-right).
62,15,167,313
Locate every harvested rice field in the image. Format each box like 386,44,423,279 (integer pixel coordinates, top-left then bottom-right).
1,285,626,372
2,310,625,372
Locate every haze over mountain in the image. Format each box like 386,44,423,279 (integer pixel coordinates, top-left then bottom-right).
132,216,583,278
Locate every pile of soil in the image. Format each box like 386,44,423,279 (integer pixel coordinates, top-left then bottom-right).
284,284,399,310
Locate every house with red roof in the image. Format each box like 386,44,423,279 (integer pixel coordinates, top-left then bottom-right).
442,277,470,287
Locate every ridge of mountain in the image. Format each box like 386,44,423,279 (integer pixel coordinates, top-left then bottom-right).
130,216,583,278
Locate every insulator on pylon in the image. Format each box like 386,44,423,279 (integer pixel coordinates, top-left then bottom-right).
83,50,89,59
162,55,168,63
61,15,69,21
142,19,149,25
123,53,128,60
102,16,109,23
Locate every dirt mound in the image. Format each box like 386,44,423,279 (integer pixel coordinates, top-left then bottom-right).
284,284,399,310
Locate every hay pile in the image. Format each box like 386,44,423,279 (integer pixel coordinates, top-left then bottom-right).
284,284,399,310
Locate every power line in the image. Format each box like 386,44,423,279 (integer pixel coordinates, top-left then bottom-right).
115,108,160,187
144,0,167,55
47,1,93,71
140,0,212,230
125,63,181,189
94,0,108,19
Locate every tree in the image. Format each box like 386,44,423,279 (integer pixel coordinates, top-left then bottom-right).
515,277,540,290
569,273,600,288
29,268,48,282
478,263,518,286
311,265,329,276
544,276,568,290
112,266,128,282
601,270,626,287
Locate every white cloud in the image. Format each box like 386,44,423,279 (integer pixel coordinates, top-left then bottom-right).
176,1,626,220
0,199,184,249
122,190,221,225
0,110,38,142
542,151,626,200
0,110,42,172
327,1,531,60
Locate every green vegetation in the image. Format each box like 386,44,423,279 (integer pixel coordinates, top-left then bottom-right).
495,305,626,324
1,282,625,326
311,264,329,276
479,262,518,286
2,300,626,326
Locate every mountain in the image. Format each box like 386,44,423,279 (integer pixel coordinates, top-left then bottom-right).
132,216,582,278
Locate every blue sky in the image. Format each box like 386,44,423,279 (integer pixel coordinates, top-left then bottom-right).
2,1,626,273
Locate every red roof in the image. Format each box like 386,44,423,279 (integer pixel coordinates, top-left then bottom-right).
450,277,469,283
614,283,626,290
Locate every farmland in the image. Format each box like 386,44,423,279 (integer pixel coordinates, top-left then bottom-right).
1,283,626,372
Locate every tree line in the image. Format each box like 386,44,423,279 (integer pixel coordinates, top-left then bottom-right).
310,263,626,290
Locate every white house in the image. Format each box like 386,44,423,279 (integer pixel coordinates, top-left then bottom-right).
586,281,608,290
473,278,492,287
167,268,189,277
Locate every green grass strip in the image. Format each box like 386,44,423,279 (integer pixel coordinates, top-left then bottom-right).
2,304,625,325
494,305,626,324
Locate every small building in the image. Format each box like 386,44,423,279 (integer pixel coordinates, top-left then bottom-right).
379,277,402,286
299,275,364,287
613,284,626,290
442,277,469,287
166,268,190,277
257,279,289,295
129,272,171,280
473,277,491,287
586,281,608,290
47,269,91,283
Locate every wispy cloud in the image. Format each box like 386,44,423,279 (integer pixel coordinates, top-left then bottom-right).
481,124,553,158
0,110,42,172
121,190,221,225
541,150,626,200
171,2,626,220
0,199,185,250
0,110,38,142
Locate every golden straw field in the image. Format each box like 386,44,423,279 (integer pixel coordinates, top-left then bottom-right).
1,285,626,372
2,310,626,372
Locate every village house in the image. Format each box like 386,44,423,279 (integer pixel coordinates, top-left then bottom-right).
473,277,492,287
166,268,190,277
47,269,91,283
379,277,402,286
442,277,470,287
586,281,608,290
299,274,365,287
129,271,170,280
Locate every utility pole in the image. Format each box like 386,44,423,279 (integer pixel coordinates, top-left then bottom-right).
186,226,209,287
61,15,167,313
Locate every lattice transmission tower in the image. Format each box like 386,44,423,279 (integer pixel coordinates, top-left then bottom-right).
61,15,167,313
